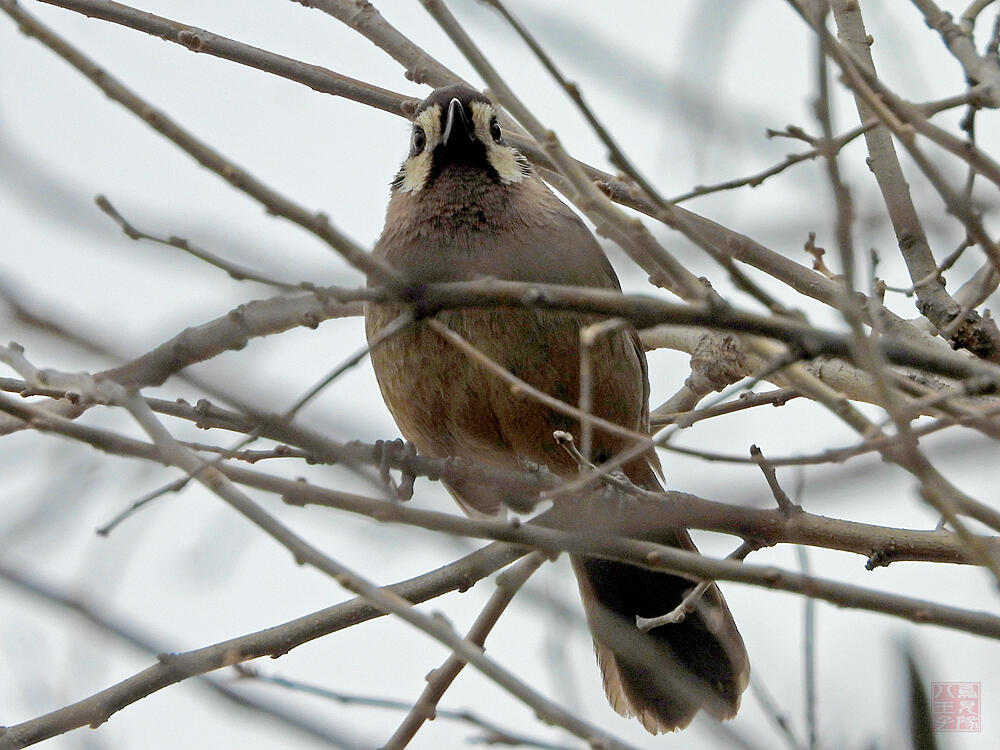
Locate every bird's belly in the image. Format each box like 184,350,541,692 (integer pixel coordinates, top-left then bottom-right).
365,303,642,477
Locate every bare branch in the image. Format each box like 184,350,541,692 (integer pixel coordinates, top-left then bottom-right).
234,667,579,750
750,445,798,514
913,0,1000,105
290,0,462,87
95,195,301,290
0,542,526,748
382,553,547,749
3,0,399,283
0,389,994,570
0,563,370,750
418,0,709,302
829,0,1000,361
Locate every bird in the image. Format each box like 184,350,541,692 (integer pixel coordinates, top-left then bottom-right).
365,83,748,733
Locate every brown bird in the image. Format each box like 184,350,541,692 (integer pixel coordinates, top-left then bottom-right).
365,84,748,732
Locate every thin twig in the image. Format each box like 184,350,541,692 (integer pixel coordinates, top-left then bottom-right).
0,540,528,748
749,676,807,750
382,553,548,750
660,351,803,439
427,318,653,449
3,0,400,284
0,563,370,750
961,0,998,32
913,0,1000,105
95,195,301,290
671,120,872,204
234,666,579,750
796,547,818,750
96,478,188,536
97,310,414,534
478,0,661,205
650,387,801,429
479,0,788,311
750,445,798,514
289,0,462,87
418,0,709,302
659,400,1000,469
635,541,755,632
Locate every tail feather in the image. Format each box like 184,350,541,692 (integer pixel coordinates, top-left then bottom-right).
572,547,749,732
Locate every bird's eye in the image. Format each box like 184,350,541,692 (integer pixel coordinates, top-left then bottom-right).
410,125,426,155
489,119,502,143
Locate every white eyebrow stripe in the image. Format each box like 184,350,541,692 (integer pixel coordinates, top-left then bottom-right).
469,100,526,185
397,105,443,192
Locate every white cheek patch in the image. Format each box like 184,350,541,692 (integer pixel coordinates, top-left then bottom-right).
398,106,443,192
469,101,527,185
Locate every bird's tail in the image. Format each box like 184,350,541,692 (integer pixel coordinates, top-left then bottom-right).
571,545,748,733
569,455,749,733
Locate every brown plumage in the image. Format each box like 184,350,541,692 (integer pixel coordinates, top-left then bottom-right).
365,84,748,732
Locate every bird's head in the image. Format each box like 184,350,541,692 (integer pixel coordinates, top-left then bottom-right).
391,84,531,193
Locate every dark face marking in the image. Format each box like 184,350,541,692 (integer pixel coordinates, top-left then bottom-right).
427,136,501,186
427,95,496,182
393,84,529,193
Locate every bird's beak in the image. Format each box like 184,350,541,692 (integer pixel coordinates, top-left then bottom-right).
441,97,475,147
